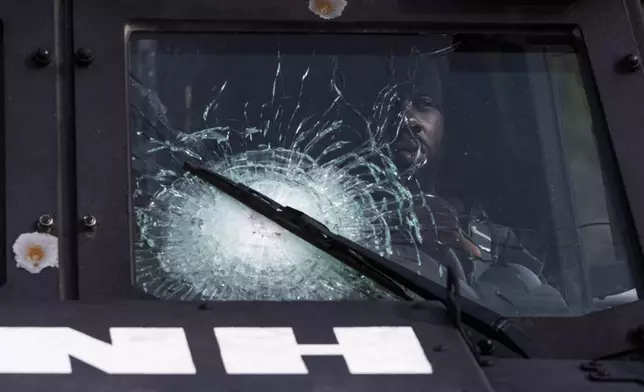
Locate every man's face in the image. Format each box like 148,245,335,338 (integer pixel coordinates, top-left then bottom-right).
393,100,444,172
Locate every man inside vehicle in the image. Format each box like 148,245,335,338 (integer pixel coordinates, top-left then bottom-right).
387,92,569,315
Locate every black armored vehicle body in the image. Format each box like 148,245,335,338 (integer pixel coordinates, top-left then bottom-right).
0,0,643,391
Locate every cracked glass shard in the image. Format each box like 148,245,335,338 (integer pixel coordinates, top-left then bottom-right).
130,37,455,301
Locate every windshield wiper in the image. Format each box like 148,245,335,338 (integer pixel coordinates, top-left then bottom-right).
183,159,533,358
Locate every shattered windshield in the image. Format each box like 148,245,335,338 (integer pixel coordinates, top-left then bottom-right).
129,32,639,316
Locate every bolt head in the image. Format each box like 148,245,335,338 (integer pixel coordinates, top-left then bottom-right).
82,215,97,229
39,214,53,226
75,48,94,67
37,214,54,232
477,339,495,355
32,48,51,67
623,54,642,72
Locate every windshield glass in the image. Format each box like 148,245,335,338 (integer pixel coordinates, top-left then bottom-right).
129,32,639,316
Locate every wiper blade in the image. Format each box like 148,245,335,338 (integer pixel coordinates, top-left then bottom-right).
183,159,532,358
183,161,412,300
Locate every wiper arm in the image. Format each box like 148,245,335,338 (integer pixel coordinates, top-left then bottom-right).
183,159,533,358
